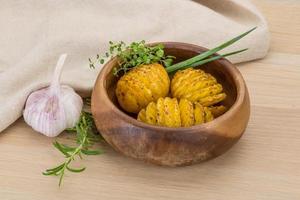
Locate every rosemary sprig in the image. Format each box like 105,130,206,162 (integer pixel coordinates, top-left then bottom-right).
89,40,175,76
43,111,103,186
165,27,256,73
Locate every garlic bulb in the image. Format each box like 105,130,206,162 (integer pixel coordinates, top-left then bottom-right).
23,54,83,137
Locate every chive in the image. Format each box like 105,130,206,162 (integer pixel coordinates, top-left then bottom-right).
189,48,248,68
165,27,256,73
166,48,248,73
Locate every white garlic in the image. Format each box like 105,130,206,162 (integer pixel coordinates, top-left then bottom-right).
23,54,83,137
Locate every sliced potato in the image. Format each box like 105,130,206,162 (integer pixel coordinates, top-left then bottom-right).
137,97,214,127
179,98,194,127
208,105,227,117
116,63,170,113
171,68,226,107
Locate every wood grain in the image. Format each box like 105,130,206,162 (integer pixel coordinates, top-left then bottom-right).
0,0,300,199
91,43,250,166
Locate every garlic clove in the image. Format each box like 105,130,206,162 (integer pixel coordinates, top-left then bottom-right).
61,85,83,128
23,54,83,137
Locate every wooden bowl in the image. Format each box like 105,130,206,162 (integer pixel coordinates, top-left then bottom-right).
91,42,250,166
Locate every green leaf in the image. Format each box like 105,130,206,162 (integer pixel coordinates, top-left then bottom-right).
44,163,65,173
59,173,65,187
81,149,103,155
156,49,164,57
132,46,138,52
142,55,148,61
130,60,136,66
162,58,173,67
136,57,143,63
60,144,76,152
43,170,58,176
66,166,86,173
53,141,71,157
109,46,114,53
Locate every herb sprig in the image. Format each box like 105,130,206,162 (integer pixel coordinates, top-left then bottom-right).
43,111,102,186
89,27,256,76
165,27,257,73
89,40,175,76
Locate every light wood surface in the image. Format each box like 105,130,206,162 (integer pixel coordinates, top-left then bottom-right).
1,0,300,199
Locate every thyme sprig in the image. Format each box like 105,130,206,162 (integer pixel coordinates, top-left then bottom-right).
89,40,175,76
43,111,103,187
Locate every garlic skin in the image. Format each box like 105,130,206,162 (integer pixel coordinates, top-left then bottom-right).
23,54,83,137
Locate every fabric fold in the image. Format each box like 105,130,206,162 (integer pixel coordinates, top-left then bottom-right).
0,0,269,132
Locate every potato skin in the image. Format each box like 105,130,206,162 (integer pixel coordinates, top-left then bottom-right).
208,105,227,117
179,98,195,127
116,63,170,113
171,68,226,106
137,97,214,127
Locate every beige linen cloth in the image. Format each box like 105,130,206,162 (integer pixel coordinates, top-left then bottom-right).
0,0,269,132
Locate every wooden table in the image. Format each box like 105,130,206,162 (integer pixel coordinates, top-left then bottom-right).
1,1,299,199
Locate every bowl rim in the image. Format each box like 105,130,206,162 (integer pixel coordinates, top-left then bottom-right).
93,42,247,132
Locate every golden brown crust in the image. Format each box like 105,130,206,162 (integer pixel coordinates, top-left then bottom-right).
116,63,170,113
137,98,213,127
171,68,226,106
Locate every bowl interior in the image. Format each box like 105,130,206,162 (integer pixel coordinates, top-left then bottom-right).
104,43,237,120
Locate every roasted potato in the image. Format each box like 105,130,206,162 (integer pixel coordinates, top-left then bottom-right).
137,97,214,127
171,68,226,106
116,63,170,113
